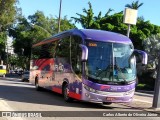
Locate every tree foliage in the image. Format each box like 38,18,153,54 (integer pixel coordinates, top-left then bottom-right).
143,34,160,68
141,34,160,79
0,0,19,65
125,0,144,10
72,2,113,29
5,0,160,71
71,2,94,29
9,11,75,69
72,1,160,50
0,0,18,31
28,11,55,35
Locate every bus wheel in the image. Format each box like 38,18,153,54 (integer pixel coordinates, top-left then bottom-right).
63,83,72,102
103,102,112,105
35,78,41,91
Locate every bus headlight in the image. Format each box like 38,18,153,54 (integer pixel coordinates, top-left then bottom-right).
90,88,97,93
124,89,135,96
83,84,97,93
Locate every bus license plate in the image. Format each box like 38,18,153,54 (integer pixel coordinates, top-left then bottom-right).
106,97,115,101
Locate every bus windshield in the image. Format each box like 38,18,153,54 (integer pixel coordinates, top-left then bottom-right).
86,40,136,84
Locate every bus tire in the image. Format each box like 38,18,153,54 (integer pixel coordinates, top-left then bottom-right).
35,78,41,91
103,102,112,105
63,83,72,102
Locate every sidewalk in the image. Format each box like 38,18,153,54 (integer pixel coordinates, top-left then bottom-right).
135,90,160,114
118,101,160,115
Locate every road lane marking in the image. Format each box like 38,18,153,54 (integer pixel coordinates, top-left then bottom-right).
133,99,152,104
0,100,24,120
5,78,21,80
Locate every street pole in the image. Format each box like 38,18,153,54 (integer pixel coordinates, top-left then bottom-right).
152,52,160,108
58,0,62,33
127,24,131,37
6,47,9,73
6,33,9,73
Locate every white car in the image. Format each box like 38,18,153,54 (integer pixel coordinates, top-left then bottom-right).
21,71,30,82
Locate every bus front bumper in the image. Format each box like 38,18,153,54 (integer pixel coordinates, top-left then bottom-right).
81,84,135,103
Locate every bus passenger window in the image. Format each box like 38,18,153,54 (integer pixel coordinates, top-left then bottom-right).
71,36,82,76
55,37,70,63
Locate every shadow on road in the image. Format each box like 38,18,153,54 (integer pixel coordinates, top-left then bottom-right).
0,78,140,111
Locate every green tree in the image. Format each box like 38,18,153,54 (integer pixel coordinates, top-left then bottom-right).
0,0,18,31
142,34,160,79
28,11,75,34
58,16,75,31
72,2,113,29
143,34,160,68
72,2,94,29
131,18,158,49
8,55,18,69
94,8,114,29
10,15,52,69
28,11,55,35
72,2,160,50
0,0,18,63
9,11,75,69
101,12,128,35
125,0,144,9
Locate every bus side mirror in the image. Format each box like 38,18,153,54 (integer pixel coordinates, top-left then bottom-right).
133,49,148,65
79,44,88,62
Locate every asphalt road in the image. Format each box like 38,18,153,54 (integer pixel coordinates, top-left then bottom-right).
0,77,159,120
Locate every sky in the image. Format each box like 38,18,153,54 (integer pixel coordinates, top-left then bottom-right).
18,0,160,28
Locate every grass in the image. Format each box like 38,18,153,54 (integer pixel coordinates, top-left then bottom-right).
136,83,154,91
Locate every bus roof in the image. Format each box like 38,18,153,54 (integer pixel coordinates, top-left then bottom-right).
33,29,132,47
79,29,132,43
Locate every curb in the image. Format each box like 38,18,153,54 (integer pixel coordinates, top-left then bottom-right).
136,90,154,94
144,108,160,115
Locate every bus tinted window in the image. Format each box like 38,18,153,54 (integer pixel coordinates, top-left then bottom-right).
31,46,41,59
55,36,70,62
71,36,82,75
32,42,57,59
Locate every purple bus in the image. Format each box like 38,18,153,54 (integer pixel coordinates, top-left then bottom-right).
30,29,147,104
